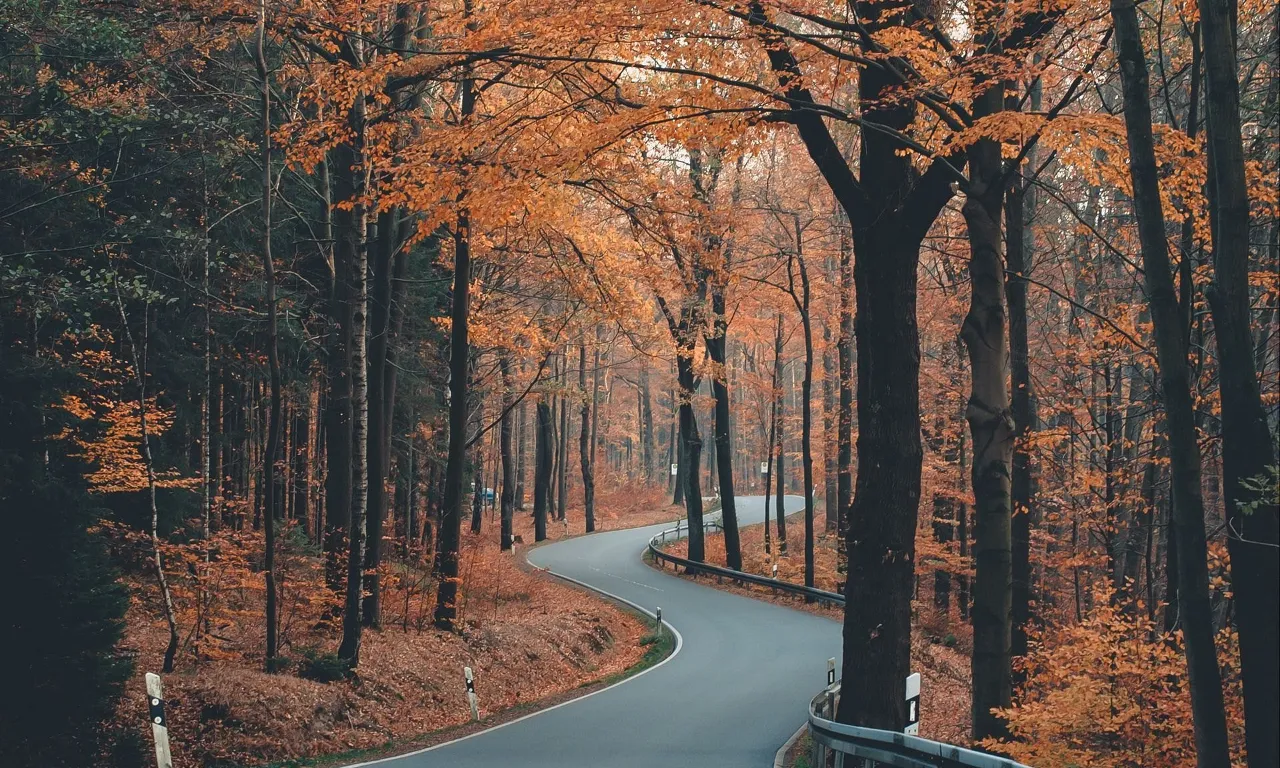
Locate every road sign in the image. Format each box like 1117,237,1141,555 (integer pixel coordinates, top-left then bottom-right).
760,461,768,474
670,463,678,476
827,657,836,686
904,672,921,735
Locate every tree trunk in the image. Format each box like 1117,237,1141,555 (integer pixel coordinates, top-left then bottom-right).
579,343,596,532
556,353,569,522
787,236,816,593
677,353,705,564
363,209,397,628
773,318,787,553
253,13,282,664
822,324,837,532
337,92,370,667
500,355,515,550
1004,117,1038,666
1198,0,1280,759
960,132,1015,739
1111,5,1233,763
706,281,742,570
534,398,552,541
114,289,179,673
639,365,655,483
433,210,471,632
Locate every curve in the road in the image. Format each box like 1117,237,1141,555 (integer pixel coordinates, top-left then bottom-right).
353,496,840,768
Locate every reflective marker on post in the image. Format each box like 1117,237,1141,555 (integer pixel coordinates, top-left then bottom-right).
145,673,173,768
904,672,921,735
771,564,778,579
670,463,678,477
827,657,836,686
464,666,479,722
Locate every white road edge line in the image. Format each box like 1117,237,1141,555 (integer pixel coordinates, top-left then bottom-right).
341,551,685,768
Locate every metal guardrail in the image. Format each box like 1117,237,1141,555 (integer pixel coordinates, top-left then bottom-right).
808,684,1030,768
648,517,1028,768
646,519,845,606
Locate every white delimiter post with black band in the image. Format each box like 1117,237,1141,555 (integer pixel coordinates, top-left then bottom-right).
464,666,480,722
145,672,173,768
904,671,921,735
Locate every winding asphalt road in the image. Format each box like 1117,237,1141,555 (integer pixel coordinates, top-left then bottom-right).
359,495,842,768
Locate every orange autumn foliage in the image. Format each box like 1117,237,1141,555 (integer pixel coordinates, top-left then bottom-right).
993,584,1246,767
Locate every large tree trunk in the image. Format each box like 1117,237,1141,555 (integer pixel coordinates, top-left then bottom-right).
1198,0,1280,759
836,226,853,584
706,282,742,570
961,150,1014,739
433,211,472,632
322,160,353,603
1110,5,1233,764
363,210,398,628
676,354,705,563
1004,108,1038,666
335,91,369,666
534,398,552,542
578,343,596,532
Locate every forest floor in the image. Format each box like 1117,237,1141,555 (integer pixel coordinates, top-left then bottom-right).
108,484,679,768
654,508,973,746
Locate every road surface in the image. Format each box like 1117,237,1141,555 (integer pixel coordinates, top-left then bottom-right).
357,495,841,768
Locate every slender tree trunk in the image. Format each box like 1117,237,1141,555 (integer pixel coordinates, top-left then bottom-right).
639,365,655,483
763,332,778,555
556,354,569,522
773,316,787,552
1198,0,1280,759
579,343,596,532
114,290,180,673
1110,6,1232,763
787,236,816,592
822,324,837,532
534,398,552,541
515,401,527,511
500,355,515,550
253,12,282,664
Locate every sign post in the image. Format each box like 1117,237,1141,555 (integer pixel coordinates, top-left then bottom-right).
145,673,173,768
760,461,768,475
464,666,480,722
670,463,678,477
827,657,836,686
655,606,663,636
904,672,921,735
